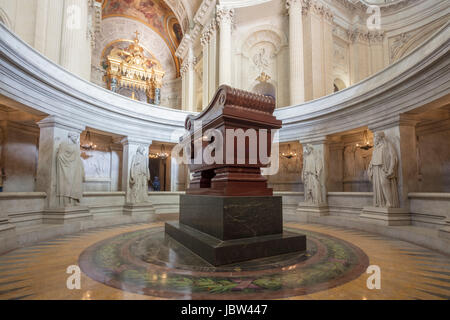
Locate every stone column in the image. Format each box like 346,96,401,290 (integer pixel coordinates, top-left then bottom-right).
34,0,64,64
323,8,334,96
36,116,91,223
297,138,330,218
348,28,370,85
287,0,306,105
216,5,234,86
201,30,210,109
120,137,155,218
180,36,196,112
303,1,334,99
60,0,91,80
208,21,218,100
361,116,418,226
369,31,385,75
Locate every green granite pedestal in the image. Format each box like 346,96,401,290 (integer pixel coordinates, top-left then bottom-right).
165,195,306,266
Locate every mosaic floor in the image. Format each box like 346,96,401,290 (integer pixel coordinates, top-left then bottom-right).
0,222,449,300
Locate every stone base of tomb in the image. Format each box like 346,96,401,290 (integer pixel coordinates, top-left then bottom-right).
165,195,306,266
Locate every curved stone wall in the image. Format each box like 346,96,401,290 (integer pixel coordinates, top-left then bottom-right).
0,22,448,143
0,21,449,256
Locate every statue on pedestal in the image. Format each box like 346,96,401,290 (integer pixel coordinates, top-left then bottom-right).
129,146,150,203
368,132,400,208
56,132,85,207
302,144,324,205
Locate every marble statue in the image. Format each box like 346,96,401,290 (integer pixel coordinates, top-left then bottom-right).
129,146,150,203
302,144,324,205
368,132,400,208
56,132,85,207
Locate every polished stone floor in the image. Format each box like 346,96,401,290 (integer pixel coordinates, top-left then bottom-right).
0,222,449,300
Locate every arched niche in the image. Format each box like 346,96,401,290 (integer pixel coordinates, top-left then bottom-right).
238,25,288,107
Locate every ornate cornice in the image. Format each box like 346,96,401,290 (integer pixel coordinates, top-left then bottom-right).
347,27,384,44
287,0,333,21
200,20,217,47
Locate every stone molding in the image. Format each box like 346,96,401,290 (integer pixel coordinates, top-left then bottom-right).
37,116,85,133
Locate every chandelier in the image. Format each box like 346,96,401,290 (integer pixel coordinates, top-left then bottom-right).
281,144,297,159
356,130,373,150
80,130,97,151
149,144,169,160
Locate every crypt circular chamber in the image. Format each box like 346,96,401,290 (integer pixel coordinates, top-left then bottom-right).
0,0,449,300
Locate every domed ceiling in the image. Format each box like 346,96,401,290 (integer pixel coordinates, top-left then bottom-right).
102,0,184,75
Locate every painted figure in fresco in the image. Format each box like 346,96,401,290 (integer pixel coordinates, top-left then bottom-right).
302,144,324,205
172,23,183,44
129,146,150,203
104,0,168,35
367,132,400,208
56,132,85,207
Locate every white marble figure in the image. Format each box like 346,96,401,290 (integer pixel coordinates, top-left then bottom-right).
56,132,85,207
129,146,150,203
302,144,324,205
368,132,400,208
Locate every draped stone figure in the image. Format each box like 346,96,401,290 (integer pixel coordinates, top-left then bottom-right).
56,132,85,207
129,146,150,203
368,132,400,208
302,144,324,205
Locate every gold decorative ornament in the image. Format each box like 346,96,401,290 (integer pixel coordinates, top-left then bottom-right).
256,72,271,83
104,31,165,105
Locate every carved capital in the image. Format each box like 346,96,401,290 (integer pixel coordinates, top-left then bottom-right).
286,0,310,15
216,5,234,26
180,57,197,77
368,30,385,44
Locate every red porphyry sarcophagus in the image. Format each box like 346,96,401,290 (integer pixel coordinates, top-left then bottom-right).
183,85,282,196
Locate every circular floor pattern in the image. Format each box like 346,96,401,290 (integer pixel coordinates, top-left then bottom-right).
79,227,369,299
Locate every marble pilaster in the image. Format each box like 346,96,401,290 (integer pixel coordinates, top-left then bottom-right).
60,0,91,80
216,5,234,86
287,0,306,105
201,30,210,110
180,36,196,112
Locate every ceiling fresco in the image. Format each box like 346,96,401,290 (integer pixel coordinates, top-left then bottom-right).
102,0,183,75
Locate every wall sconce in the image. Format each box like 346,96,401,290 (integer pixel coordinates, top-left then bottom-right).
356,130,373,150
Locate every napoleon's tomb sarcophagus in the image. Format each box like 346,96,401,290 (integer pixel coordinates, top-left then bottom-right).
165,86,306,266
